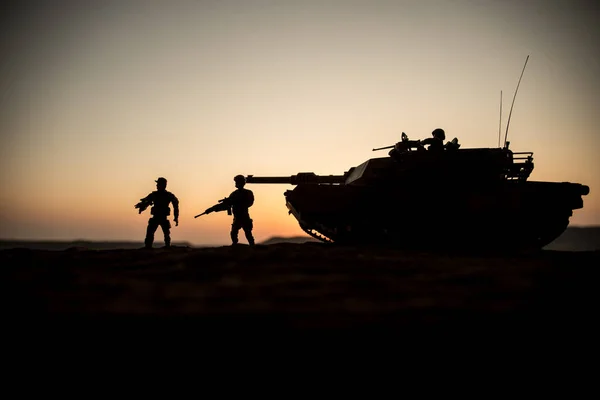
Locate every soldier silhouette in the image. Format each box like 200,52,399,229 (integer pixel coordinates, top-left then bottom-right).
134,177,179,249
420,128,446,152
227,175,255,246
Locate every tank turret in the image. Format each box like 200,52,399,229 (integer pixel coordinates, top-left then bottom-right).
245,132,590,251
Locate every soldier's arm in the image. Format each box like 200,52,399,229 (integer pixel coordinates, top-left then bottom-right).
226,192,236,206
141,192,154,202
247,190,254,208
171,193,180,221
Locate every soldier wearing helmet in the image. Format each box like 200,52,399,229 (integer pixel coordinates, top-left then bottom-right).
134,177,180,249
227,175,255,246
420,128,446,152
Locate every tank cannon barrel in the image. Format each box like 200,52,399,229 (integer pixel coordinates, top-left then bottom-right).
245,172,346,185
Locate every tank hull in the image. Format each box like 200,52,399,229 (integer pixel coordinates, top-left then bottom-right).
283,180,589,251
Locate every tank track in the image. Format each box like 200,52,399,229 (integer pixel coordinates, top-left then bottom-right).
300,224,334,243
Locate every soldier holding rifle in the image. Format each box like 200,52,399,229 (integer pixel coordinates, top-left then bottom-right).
195,175,255,246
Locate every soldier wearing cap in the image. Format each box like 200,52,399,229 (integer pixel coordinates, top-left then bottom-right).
227,175,255,246
134,177,180,249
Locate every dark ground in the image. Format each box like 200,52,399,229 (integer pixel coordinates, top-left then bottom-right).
1,242,598,343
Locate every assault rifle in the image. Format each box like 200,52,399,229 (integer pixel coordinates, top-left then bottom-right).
134,198,152,214
194,197,232,218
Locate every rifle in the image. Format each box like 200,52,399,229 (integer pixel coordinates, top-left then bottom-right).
194,198,232,218
134,198,152,214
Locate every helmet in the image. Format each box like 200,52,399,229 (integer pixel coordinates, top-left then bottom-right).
234,175,245,183
155,177,167,185
432,128,446,140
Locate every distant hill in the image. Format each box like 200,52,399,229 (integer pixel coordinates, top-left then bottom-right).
543,227,600,252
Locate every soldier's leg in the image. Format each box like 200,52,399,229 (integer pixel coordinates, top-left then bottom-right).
145,218,159,248
230,218,241,245
160,219,172,247
242,218,255,246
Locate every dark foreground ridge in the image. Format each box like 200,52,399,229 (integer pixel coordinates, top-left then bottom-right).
1,243,599,339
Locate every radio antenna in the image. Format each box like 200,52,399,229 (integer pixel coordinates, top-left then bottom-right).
498,90,502,148
503,55,529,147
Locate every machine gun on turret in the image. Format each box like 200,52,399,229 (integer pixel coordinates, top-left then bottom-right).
373,132,423,151
373,132,461,156
194,198,232,218
372,132,427,157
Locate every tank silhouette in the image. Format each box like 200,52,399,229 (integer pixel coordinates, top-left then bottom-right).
244,133,590,251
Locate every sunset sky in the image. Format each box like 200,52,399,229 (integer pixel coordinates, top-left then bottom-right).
1,0,598,246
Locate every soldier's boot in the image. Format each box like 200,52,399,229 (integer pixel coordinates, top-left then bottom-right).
144,236,153,249
230,230,238,246
160,220,172,248
246,232,255,246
